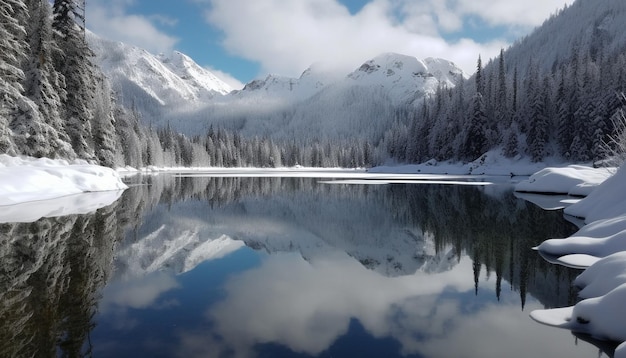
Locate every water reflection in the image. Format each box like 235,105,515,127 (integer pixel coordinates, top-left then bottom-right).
0,205,121,357
0,174,598,357
205,252,474,357
189,252,597,358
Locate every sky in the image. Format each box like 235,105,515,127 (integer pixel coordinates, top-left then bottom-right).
86,0,576,89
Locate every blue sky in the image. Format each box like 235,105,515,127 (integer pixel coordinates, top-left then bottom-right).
87,0,575,89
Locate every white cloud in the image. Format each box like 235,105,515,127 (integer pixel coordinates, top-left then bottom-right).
204,252,474,357
101,272,180,311
87,0,179,56
204,0,575,77
206,66,245,90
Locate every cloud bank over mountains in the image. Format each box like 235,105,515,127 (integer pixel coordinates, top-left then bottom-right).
86,0,575,82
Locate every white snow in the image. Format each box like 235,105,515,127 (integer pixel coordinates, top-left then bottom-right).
574,252,626,299
514,165,614,195
370,149,568,176
564,164,626,222
346,53,462,105
526,161,626,356
0,154,128,208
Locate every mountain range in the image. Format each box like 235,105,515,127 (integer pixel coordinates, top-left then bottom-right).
87,0,626,166
88,32,463,141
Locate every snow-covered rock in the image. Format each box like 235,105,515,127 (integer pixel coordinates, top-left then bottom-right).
534,228,626,268
564,164,626,222
530,162,626,352
515,165,614,195
574,252,626,298
531,284,626,343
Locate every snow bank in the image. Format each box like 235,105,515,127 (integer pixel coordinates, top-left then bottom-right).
0,154,128,207
574,252,626,299
531,284,626,342
515,165,614,195
564,164,626,222
530,162,626,354
371,150,553,176
534,229,626,268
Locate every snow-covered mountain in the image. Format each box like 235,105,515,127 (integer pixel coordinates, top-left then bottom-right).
87,31,231,117
88,32,463,140
346,53,460,104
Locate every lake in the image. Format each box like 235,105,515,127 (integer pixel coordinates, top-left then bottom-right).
0,172,614,357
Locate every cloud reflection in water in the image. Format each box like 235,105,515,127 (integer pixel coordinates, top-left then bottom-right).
175,251,605,358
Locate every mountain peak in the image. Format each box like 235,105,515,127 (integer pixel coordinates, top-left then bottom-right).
159,51,232,96
347,53,463,104
362,52,429,75
87,31,233,109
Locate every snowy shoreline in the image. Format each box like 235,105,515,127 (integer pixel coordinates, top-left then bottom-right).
518,164,626,357
0,154,127,209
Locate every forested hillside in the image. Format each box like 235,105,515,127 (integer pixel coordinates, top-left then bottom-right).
1,0,140,167
384,0,626,165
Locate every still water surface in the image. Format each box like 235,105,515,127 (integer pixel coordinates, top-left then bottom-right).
0,174,615,357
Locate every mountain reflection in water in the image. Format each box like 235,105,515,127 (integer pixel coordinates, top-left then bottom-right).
1,174,605,357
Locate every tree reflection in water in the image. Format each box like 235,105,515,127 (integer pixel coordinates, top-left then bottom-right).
0,174,583,357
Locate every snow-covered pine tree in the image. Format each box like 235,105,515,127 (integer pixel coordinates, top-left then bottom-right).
512,66,518,114
52,0,96,161
495,49,510,128
503,124,520,158
14,0,75,159
405,100,427,163
463,93,488,161
570,57,599,161
91,75,118,167
475,55,484,95
526,73,551,162
602,93,626,164
555,66,575,158
113,106,143,168
0,0,27,155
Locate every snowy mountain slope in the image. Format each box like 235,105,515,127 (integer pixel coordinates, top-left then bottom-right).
232,63,337,103
229,53,461,106
87,32,232,113
346,53,461,105
88,31,463,140
178,53,462,139
503,0,626,75
158,51,232,96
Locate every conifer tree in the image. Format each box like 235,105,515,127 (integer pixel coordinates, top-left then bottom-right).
495,49,510,126
91,75,118,167
13,0,75,158
555,67,574,157
463,93,488,161
52,0,96,161
526,74,550,162
475,55,484,95
0,0,28,155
